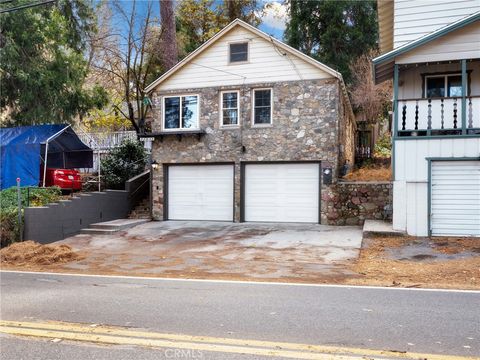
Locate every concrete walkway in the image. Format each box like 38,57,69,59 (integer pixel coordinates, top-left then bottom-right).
56,221,363,282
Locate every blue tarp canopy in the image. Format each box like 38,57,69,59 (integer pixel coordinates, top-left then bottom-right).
0,124,93,189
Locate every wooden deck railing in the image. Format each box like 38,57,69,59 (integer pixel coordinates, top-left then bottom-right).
396,96,480,136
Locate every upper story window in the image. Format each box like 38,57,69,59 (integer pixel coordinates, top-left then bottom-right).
252,89,272,125
425,74,463,98
229,42,248,63
221,91,239,126
163,95,199,130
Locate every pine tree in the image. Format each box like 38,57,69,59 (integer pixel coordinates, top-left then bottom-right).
0,0,107,125
285,0,378,84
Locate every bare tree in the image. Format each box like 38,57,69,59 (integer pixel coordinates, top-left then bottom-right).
160,0,178,70
349,50,392,123
88,0,163,134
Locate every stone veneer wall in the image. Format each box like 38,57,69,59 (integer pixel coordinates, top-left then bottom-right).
149,78,355,222
322,181,393,225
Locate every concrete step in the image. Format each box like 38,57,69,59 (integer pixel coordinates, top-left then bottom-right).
80,228,121,235
89,218,149,231
362,220,406,238
128,215,150,219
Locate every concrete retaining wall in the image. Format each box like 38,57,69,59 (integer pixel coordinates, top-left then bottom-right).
323,181,393,226
24,190,130,244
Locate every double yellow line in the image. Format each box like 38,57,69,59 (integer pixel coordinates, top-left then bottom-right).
0,320,475,360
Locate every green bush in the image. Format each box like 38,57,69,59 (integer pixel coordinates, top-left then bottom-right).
373,134,392,158
0,186,61,248
101,139,148,190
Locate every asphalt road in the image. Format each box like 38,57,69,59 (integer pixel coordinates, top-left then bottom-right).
0,271,479,359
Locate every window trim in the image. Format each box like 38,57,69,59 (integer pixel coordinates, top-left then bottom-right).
251,88,273,127
423,73,467,98
228,41,250,65
162,94,200,131
220,90,241,127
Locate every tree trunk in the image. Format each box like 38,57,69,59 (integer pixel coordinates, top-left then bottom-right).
160,0,177,71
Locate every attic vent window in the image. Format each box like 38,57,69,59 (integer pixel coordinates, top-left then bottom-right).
229,42,248,63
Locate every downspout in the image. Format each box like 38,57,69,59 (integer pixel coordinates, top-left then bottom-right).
42,125,71,187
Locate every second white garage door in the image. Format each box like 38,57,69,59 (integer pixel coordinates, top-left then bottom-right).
431,160,480,237
244,163,320,223
168,165,234,221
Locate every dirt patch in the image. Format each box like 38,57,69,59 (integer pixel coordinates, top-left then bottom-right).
2,224,478,290
343,165,391,181
347,236,480,289
0,241,84,267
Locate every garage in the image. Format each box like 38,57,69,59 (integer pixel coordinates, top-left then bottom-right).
167,164,234,221
431,160,480,237
244,163,320,223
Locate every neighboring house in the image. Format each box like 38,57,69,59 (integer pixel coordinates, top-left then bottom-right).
144,19,355,224
373,1,480,237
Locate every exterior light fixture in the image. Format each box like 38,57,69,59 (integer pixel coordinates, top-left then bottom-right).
151,160,159,170
322,167,332,185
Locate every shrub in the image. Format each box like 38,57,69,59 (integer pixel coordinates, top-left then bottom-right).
0,186,61,248
101,139,148,190
373,135,392,158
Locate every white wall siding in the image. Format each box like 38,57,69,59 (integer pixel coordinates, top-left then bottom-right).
393,138,480,236
395,138,480,182
392,180,407,231
396,20,480,64
159,27,332,91
393,0,480,49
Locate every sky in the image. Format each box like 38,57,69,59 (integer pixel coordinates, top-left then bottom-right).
257,1,288,39
130,0,288,40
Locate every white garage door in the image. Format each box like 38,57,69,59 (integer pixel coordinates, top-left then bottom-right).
431,161,480,237
168,165,234,221
245,163,320,223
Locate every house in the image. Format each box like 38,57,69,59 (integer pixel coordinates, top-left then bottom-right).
144,19,355,224
373,1,480,237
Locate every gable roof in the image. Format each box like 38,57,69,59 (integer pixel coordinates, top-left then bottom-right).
145,19,342,93
373,11,480,83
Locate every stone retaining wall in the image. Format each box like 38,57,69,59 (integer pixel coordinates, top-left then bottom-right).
322,181,393,226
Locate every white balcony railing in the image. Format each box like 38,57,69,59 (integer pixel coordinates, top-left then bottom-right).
397,96,480,136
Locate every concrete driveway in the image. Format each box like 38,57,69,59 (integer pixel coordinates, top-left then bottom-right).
57,221,363,283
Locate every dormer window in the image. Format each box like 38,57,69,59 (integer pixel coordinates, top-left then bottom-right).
229,42,248,63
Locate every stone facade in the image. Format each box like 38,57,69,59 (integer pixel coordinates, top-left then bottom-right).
322,181,393,226
149,78,355,222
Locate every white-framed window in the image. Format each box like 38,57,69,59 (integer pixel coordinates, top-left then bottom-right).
229,42,249,63
220,91,240,126
425,74,463,98
252,88,273,125
163,95,199,130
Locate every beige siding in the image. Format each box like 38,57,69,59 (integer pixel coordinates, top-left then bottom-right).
398,61,480,99
159,27,333,91
396,20,480,64
393,0,480,49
